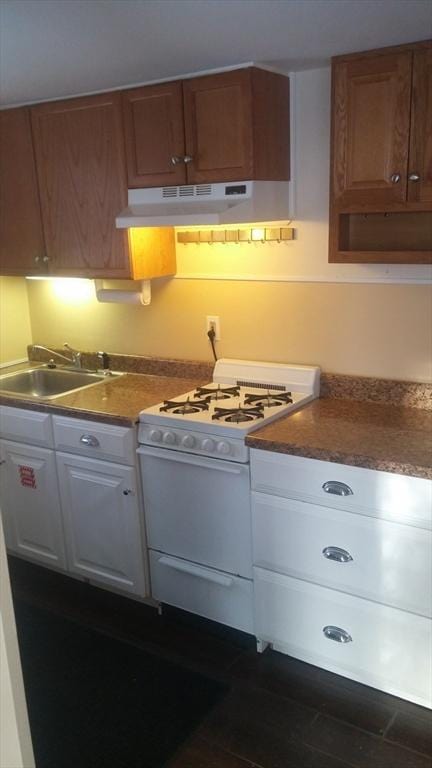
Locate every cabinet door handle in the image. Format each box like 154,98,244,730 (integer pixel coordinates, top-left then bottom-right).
323,625,352,643
158,556,233,587
171,155,183,165
322,481,353,496
390,173,401,184
408,173,420,182
322,546,353,563
183,155,193,164
79,434,100,447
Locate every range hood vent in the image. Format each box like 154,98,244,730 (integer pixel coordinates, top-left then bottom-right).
116,181,291,228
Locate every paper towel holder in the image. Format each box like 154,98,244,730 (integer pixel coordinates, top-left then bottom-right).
94,280,151,306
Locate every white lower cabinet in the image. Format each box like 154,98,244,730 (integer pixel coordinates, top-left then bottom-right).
254,567,432,709
250,448,432,708
56,452,146,596
0,438,67,570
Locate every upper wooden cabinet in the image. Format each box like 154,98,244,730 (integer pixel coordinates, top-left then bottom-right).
332,52,412,207
31,92,131,277
329,40,432,264
0,108,46,276
123,68,290,188
29,92,175,279
409,47,432,204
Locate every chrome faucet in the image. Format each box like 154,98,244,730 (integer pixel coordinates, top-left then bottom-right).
31,343,82,369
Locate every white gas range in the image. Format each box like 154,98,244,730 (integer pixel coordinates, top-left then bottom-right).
137,359,320,636
138,359,320,463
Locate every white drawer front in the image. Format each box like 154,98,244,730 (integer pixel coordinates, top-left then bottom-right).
252,493,432,617
251,449,432,530
0,406,53,448
150,550,254,634
53,416,136,465
254,567,432,708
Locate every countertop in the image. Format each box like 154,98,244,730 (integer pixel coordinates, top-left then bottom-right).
0,370,206,426
246,398,432,480
1,363,431,479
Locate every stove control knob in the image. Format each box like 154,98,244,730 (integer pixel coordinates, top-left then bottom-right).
181,434,195,449
202,438,216,453
162,431,177,446
149,429,162,443
217,440,231,456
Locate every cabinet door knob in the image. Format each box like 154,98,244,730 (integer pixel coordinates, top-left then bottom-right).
0,459,5,466
123,489,135,496
323,625,352,644
34,256,41,264
79,434,100,447
322,480,353,497
42,256,50,263
408,173,420,182
322,546,353,563
183,155,193,164
171,155,183,165
390,173,401,184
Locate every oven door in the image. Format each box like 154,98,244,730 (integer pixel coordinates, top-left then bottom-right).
138,445,252,578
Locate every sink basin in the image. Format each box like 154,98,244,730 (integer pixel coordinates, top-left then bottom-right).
0,367,119,399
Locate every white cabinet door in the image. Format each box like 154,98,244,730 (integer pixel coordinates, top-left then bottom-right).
0,439,67,570
56,452,147,596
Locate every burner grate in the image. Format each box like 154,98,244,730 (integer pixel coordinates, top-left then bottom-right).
244,390,293,408
212,405,264,423
160,397,209,415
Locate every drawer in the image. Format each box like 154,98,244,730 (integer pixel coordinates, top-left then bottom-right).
252,492,432,617
149,550,254,634
254,567,432,708
0,405,53,448
52,416,136,465
251,449,432,530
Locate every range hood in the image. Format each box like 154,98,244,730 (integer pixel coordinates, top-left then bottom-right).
116,180,290,228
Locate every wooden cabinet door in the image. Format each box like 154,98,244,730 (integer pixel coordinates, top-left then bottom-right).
183,69,253,183
408,47,432,204
0,108,46,275
332,52,412,207
0,439,67,570
123,82,186,188
56,452,147,596
31,93,131,277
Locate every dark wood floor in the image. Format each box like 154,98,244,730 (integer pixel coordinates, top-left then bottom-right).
8,556,432,768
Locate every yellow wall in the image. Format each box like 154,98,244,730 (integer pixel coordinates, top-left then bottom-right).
26,277,432,382
0,278,32,365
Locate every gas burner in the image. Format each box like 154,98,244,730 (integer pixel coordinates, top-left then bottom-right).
244,390,293,408
160,397,209,415
194,384,240,401
212,405,265,423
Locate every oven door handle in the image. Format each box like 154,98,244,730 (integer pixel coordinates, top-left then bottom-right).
158,556,234,587
138,446,246,474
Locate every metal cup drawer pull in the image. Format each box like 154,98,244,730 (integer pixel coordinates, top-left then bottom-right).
322,480,353,496
79,434,100,448
323,625,352,644
322,546,353,563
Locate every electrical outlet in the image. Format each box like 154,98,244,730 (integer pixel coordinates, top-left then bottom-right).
206,315,221,341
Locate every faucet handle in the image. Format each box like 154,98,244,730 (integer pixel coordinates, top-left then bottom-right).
97,351,111,375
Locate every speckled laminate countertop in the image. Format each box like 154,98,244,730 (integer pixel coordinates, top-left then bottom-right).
0,371,207,426
245,398,432,480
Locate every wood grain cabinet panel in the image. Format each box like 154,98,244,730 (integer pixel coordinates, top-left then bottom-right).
123,68,290,187
332,52,412,207
409,47,432,203
31,92,131,277
0,108,46,275
123,81,186,188
329,40,432,264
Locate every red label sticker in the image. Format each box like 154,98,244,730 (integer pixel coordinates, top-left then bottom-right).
19,465,37,489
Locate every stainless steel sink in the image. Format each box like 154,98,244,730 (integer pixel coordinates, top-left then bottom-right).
0,367,120,399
